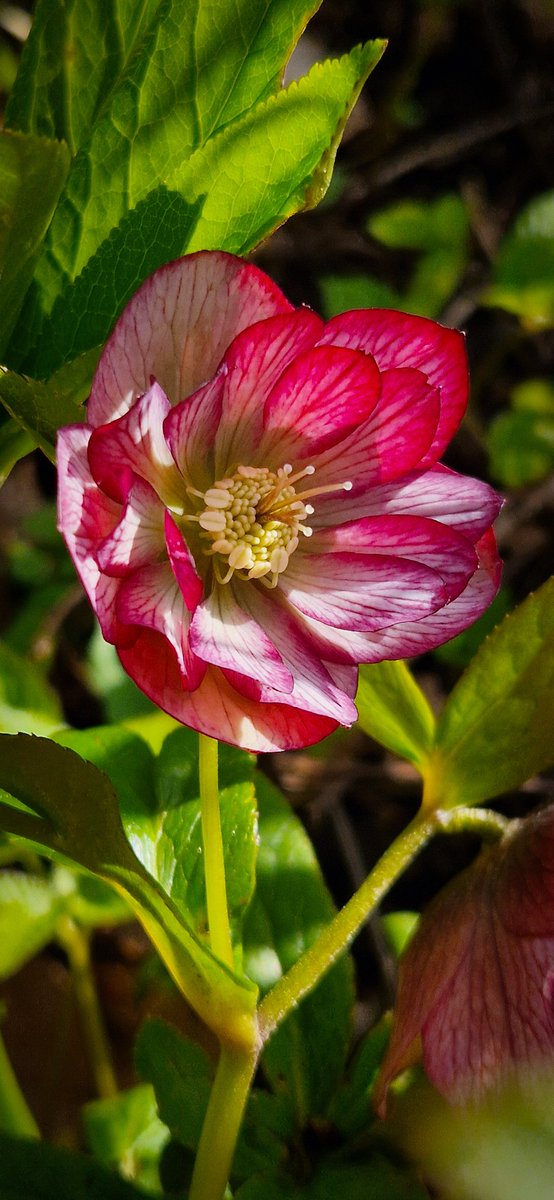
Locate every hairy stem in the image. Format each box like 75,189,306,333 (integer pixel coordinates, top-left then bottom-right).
189,1044,257,1200
56,915,117,1099
258,812,435,1041
199,733,234,970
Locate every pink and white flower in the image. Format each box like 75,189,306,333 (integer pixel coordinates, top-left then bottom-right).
57,251,502,752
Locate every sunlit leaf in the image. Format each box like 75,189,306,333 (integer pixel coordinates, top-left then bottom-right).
356,661,436,770
484,189,554,329
425,577,554,808
0,872,63,979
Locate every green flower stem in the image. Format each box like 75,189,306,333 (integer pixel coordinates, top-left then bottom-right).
189,1044,257,1200
199,733,234,970
0,1027,40,1138
258,812,436,1042
56,915,118,1100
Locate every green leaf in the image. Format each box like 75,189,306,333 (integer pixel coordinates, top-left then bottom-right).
425,577,554,808
0,734,257,1048
53,866,130,929
0,369,85,462
136,1017,292,1181
0,872,63,980
234,1155,428,1200
0,130,69,356
483,189,554,329
21,188,204,378
367,194,469,319
8,0,367,354
327,1020,390,1138
135,1019,212,1153
182,43,386,256
84,1084,168,1193
0,641,62,736
356,662,436,770
0,417,34,486
489,408,554,488
244,773,354,1122
319,274,400,318
0,1131,155,1199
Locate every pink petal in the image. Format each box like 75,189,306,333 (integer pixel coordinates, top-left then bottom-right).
319,309,468,465
257,344,381,464
306,369,440,518
310,515,478,603
164,512,204,612
96,476,165,578
212,309,324,474
116,563,206,689
88,382,183,507
163,372,225,493
311,464,502,535
222,582,358,726
279,552,447,631
57,425,127,644
88,251,293,426
189,584,293,693
117,635,339,752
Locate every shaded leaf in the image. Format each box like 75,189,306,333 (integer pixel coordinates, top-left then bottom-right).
0,369,85,462
0,872,63,980
0,130,69,356
84,1084,168,1193
244,773,354,1121
484,189,554,329
0,1131,154,1199
0,417,34,486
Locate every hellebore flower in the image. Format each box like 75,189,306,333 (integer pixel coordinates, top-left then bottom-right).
57,251,501,752
375,807,554,1110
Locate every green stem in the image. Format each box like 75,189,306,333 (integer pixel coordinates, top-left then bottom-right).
189,1045,257,1200
258,812,435,1041
199,733,234,970
435,805,509,841
0,1027,40,1138
56,915,118,1099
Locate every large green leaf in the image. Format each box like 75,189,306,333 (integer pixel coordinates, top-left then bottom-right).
183,43,385,255
0,130,69,357
356,662,436,771
244,773,354,1122
0,417,34,486
0,734,257,1048
7,0,362,360
0,1131,154,1199
425,577,554,809
0,370,85,462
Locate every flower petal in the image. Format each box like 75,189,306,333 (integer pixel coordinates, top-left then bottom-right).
57,425,127,644
164,371,225,493
88,382,183,507
225,582,358,725
213,309,324,473
307,369,440,516
116,562,206,689
311,463,502,534
319,308,468,465
310,515,478,603
96,476,165,578
304,530,500,662
189,583,293,693
279,552,447,631
164,512,204,612
88,251,293,426
257,344,381,464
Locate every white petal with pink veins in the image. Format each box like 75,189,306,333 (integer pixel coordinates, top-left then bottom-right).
96,476,165,577
87,382,183,508
164,372,224,493
280,552,446,631
319,308,468,465
311,515,478,602
116,563,206,689
88,251,293,426
228,582,358,725
189,584,293,693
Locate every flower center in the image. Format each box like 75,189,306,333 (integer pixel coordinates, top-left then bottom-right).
184,463,351,587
